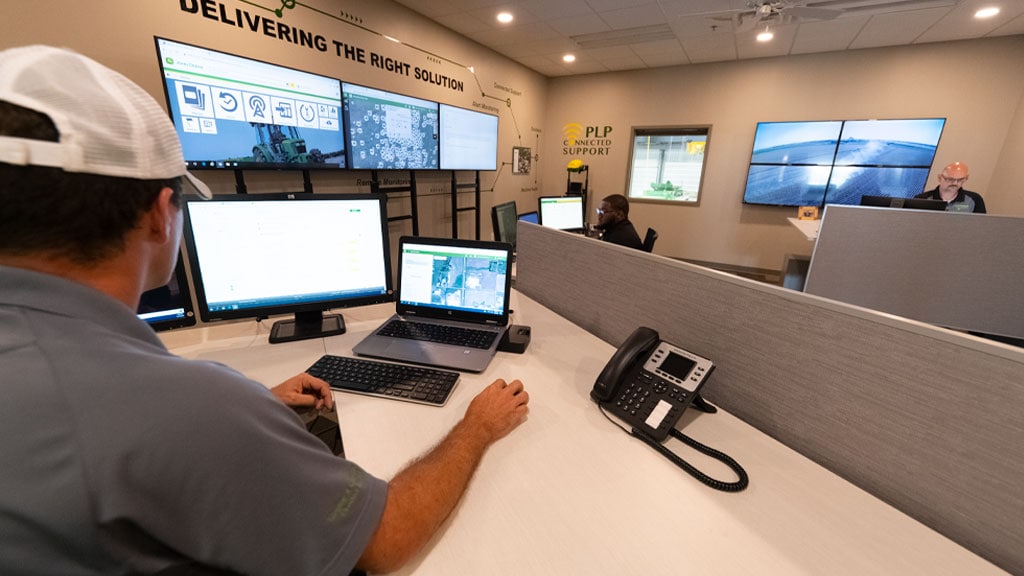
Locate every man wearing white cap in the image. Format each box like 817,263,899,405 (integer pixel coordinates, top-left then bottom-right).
0,46,528,575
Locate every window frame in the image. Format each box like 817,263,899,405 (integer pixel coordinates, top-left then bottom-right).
624,125,711,206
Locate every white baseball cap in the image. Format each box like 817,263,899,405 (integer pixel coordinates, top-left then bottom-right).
0,45,211,199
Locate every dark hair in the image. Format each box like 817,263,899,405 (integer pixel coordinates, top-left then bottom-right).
602,194,630,217
0,101,181,265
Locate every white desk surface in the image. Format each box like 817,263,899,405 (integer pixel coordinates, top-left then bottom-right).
161,291,1004,575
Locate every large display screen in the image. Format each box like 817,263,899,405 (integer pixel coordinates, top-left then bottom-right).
742,118,945,207
342,82,439,170
155,37,346,170
439,104,498,170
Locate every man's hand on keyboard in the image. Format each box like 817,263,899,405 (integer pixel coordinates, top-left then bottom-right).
271,373,335,411
464,379,530,443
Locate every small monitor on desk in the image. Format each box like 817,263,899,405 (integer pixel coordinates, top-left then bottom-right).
518,211,539,224
538,196,585,233
182,193,393,344
859,195,947,211
491,200,518,247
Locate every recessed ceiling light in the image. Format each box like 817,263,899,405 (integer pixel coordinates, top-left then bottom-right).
756,30,774,42
563,54,576,63
497,12,513,24
974,6,1000,18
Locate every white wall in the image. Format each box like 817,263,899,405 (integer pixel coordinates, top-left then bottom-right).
0,0,550,241
542,36,1024,270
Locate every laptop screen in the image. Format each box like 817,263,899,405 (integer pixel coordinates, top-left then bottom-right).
397,238,511,320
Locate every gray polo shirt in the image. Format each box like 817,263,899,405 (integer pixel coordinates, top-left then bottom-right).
0,265,387,575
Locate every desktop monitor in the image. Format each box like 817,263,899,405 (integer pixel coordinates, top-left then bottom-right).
518,211,539,225
439,103,498,170
154,37,346,170
491,200,518,247
859,195,947,211
182,193,394,343
342,82,439,170
538,196,585,232
137,252,196,332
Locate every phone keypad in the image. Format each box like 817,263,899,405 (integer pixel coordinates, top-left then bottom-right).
611,375,685,439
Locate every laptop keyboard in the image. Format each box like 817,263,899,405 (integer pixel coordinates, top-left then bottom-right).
378,319,499,350
306,355,460,406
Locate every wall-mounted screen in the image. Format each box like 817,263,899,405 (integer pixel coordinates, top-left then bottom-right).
742,118,945,207
439,104,498,170
154,37,345,170
538,196,585,232
342,82,438,170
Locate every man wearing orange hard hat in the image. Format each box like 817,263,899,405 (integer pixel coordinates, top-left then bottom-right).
915,161,987,213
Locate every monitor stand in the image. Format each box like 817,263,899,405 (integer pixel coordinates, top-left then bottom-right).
269,310,346,344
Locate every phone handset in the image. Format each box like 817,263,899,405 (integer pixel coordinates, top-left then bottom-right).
592,327,748,492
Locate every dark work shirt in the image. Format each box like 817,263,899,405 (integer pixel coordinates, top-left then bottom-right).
915,187,987,213
600,219,644,250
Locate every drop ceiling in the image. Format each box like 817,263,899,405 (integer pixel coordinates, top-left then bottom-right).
392,0,1024,77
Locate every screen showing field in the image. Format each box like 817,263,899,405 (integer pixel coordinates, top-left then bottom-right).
399,245,508,315
155,38,344,169
343,83,439,170
743,118,944,206
440,104,498,170
539,197,584,230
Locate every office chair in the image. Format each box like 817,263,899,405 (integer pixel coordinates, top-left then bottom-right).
642,228,658,252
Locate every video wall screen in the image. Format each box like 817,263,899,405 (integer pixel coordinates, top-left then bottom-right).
742,118,945,207
439,104,498,171
343,82,439,170
155,37,345,170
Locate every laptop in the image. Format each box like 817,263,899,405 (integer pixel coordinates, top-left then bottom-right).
352,236,513,372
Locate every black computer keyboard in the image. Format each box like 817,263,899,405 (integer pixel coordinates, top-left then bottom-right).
377,319,499,349
306,354,460,406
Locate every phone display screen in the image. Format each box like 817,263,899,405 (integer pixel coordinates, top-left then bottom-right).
660,352,696,381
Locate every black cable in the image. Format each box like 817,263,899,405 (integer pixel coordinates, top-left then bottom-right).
630,427,749,492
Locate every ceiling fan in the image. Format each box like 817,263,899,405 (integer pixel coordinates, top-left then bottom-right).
712,1,844,32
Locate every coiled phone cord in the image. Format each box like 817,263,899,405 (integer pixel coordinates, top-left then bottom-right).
631,427,749,492
599,404,749,492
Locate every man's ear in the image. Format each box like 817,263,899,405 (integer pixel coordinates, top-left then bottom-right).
146,187,179,244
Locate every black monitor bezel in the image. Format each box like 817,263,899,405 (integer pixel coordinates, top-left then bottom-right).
181,192,394,330
859,195,948,211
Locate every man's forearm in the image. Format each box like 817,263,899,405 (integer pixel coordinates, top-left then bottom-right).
357,417,492,573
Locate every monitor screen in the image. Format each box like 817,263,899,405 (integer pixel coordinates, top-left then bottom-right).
518,211,539,224
154,37,346,170
742,118,945,207
342,82,438,170
491,200,518,246
859,195,947,211
439,104,498,170
137,252,196,332
538,196,584,231
182,193,393,343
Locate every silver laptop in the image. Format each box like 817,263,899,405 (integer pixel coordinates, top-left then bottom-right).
352,236,513,372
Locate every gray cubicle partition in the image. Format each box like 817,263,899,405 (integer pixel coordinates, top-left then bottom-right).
515,222,1024,575
805,205,1024,341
